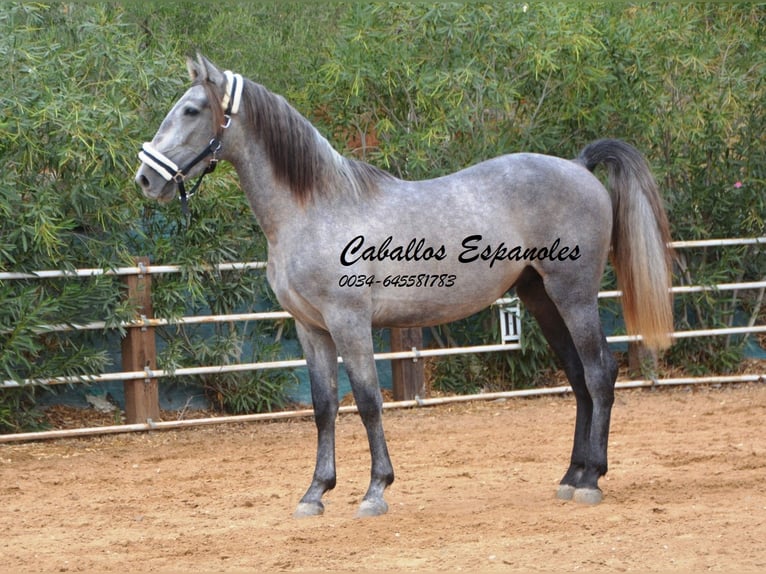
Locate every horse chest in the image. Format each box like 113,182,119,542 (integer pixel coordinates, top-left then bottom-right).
266,258,336,330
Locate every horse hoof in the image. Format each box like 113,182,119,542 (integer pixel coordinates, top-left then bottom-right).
556,484,576,501
293,501,324,518
356,498,388,518
573,488,603,505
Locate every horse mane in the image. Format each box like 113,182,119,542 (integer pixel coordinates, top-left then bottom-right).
200,77,392,203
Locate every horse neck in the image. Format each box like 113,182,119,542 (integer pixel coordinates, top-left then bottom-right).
223,103,364,242
227,141,298,243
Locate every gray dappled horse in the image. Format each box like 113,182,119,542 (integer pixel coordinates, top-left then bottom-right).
136,55,674,518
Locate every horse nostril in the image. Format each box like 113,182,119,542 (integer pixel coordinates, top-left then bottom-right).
136,174,150,189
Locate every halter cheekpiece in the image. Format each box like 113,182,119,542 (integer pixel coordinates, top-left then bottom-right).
138,70,244,216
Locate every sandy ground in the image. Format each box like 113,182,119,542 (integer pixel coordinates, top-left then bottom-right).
1,382,765,573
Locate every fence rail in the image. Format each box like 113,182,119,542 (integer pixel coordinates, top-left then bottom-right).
2,237,764,432
0,261,268,281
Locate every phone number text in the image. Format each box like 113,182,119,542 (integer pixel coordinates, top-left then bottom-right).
338,274,456,288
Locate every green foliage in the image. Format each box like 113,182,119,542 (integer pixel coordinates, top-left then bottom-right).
206,370,295,414
0,387,46,434
160,324,296,415
1,3,764,432
312,3,612,174
430,354,484,396
0,3,179,428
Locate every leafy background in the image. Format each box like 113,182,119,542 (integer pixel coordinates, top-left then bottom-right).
1,3,763,431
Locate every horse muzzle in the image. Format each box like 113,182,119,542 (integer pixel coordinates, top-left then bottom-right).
135,165,177,204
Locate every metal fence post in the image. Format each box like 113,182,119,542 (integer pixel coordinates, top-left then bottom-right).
121,256,160,424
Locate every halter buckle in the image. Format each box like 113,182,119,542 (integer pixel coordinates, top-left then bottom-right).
209,138,223,155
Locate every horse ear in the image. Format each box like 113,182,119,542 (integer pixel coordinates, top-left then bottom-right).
186,55,202,82
187,53,225,87
186,58,199,82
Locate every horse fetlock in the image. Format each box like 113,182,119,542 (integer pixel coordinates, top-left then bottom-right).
559,465,585,488
382,470,395,487
322,476,337,491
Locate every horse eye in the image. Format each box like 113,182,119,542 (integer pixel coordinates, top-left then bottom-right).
183,106,200,117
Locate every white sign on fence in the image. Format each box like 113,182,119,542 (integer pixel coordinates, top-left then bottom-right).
499,297,522,344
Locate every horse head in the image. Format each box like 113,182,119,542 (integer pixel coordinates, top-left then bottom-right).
134,54,241,206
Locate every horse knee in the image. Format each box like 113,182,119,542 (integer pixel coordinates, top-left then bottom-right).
311,394,338,427
354,387,383,421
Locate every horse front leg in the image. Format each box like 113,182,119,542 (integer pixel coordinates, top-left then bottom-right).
331,325,394,518
293,323,339,518
347,353,395,517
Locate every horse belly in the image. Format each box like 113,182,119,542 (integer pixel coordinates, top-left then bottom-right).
368,264,521,328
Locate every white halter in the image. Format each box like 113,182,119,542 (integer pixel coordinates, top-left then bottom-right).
221,70,243,116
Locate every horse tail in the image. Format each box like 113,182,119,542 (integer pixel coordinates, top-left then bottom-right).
576,139,674,352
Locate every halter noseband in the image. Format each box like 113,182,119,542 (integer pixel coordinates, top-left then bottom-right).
138,70,244,216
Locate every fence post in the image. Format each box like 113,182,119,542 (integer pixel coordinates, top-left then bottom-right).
390,328,425,401
121,256,160,424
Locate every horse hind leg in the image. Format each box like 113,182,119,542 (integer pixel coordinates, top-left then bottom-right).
550,290,617,504
516,267,618,504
